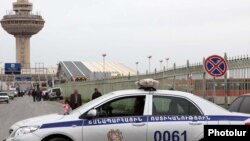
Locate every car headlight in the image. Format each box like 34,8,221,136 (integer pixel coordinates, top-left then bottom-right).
12,126,40,137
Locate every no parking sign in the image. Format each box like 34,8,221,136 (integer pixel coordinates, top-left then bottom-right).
204,55,227,77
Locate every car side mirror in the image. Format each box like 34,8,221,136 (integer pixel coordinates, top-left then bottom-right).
87,109,97,118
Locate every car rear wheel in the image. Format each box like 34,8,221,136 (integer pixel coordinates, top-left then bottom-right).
6,100,9,103
47,137,71,141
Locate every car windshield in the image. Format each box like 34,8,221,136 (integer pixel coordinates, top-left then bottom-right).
52,88,60,93
0,93,8,96
70,92,113,115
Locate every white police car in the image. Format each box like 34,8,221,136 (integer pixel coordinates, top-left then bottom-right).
4,79,250,141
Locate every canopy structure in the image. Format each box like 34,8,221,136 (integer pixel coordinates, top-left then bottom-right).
57,61,136,81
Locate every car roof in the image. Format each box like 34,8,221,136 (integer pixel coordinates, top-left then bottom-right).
51,87,61,89
47,87,61,90
242,93,250,96
236,93,250,97
110,89,194,97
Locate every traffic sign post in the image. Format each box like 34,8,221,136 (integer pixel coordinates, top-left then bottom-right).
204,55,228,104
204,55,227,77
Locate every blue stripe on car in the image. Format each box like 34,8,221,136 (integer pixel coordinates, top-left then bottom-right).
40,120,83,129
40,115,250,129
208,116,250,121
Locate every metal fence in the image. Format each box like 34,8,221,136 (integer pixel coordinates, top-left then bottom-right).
56,54,250,105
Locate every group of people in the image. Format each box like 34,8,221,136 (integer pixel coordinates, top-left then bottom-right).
31,88,43,102
63,88,102,114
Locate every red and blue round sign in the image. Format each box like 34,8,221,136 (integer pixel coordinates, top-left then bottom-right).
204,55,227,77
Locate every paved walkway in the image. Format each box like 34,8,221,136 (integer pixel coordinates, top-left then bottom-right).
0,96,63,139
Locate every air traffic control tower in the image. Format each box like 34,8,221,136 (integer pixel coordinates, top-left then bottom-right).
1,0,45,68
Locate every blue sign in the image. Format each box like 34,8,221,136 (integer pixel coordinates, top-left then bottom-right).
15,76,32,81
5,63,21,74
204,55,227,77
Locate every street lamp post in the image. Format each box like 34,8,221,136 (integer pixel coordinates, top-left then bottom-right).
160,60,163,71
102,53,106,93
148,56,152,73
135,62,139,79
165,58,169,70
102,53,106,79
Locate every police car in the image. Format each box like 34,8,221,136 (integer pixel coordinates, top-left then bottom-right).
4,79,250,141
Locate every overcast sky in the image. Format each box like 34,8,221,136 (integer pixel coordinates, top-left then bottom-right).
0,0,249,72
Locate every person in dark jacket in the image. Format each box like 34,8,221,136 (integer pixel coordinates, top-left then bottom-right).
70,89,82,110
32,89,36,102
36,88,42,102
92,88,102,100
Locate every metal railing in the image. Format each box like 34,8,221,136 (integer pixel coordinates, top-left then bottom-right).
56,54,250,105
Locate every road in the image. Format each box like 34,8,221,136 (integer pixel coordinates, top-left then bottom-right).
0,95,63,140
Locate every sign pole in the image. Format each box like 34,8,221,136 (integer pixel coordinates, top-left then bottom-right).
213,77,216,103
202,58,206,98
224,53,228,108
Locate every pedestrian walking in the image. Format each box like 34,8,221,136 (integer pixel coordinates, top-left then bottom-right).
92,88,102,100
36,88,42,102
70,89,82,110
32,89,36,102
63,99,71,115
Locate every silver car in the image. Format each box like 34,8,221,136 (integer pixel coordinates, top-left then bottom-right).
9,89,18,97
7,91,15,100
0,92,9,103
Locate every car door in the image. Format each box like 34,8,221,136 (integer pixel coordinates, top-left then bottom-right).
81,95,148,141
147,95,207,141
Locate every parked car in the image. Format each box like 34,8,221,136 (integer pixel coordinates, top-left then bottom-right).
0,92,9,103
228,94,250,114
18,90,25,97
7,91,15,100
41,89,48,100
9,89,18,97
4,79,250,141
44,87,63,101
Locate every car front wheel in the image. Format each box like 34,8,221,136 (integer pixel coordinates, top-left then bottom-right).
47,137,71,141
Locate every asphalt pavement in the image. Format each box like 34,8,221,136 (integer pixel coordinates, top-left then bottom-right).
0,95,63,139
